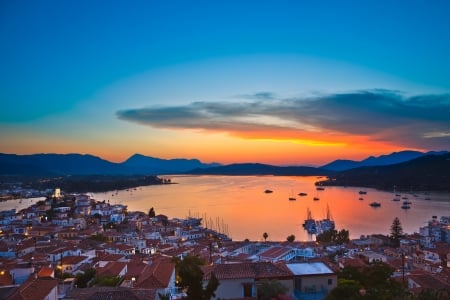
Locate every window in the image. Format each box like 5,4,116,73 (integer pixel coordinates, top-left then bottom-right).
328,278,333,285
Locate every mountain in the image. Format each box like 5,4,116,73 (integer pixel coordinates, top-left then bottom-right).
317,153,450,191
187,163,334,176
0,153,219,176
0,153,124,176
122,154,220,174
320,150,448,171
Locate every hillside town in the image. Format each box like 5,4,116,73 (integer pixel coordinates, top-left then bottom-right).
0,188,449,300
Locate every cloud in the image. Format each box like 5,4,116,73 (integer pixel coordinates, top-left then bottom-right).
116,89,450,149
237,92,277,100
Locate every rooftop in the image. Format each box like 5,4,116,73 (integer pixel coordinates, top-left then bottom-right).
286,262,334,276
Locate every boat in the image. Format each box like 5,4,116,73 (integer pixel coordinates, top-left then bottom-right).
403,200,412,205
358,197,364,200
401,204,411,209
313,197,320,201
359,191,367,195
369,202,381,207
318,204,335,232
303,205,335,235
264,190,273,193
298,192,308,196
303,208,317,234
316,187,325,191
392,198,401,201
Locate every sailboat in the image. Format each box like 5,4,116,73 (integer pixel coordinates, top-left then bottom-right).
303,207,317,234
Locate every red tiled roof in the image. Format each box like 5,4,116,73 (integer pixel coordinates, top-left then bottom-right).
260,246,292,259
96,262,127,278
37,266,54,278
67,287,156,300
134,258,175,289
62,255,89,265
202,262,293,281
9,277,58,300
408,272,450,292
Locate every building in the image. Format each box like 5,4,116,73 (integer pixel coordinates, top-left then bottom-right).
286,262,337,300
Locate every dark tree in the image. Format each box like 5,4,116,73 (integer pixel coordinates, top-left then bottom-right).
325,278,362,300
257,279,289,300
177,255,219,300
286,234,295,243
74,268,96,288
328,263,405,299
390,217,404,247
148,207,155,218
263,232,268,243
316,229,349,245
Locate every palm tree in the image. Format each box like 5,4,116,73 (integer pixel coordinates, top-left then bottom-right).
263,232,268,243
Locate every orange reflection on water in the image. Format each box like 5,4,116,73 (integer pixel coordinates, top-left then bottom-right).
92,176,450,241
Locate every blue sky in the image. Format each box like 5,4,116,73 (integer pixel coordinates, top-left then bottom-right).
1,1,449,164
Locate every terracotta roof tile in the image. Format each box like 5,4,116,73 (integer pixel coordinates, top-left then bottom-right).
9,277,58,300
202,262,293,281
134,259,175,289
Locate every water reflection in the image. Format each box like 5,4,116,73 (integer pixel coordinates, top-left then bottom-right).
92,176,450,242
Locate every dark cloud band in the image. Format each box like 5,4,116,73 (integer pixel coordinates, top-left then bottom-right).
116,90,450,149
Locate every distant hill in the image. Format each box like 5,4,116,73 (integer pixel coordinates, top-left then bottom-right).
317,153,450,191
0,153,219,176
320,150,448,171
187,163,334,176
121,154,220,174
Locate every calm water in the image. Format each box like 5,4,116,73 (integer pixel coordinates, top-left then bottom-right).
0,197,45,212
92,175,450,242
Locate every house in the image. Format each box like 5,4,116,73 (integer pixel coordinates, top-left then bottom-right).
131,257,176,300
66,287,157,300
60,255,90,275
202,262,293,299
258,246,297,262
360,250,387,263
96,261,128,278
8,277,59,300
407,271,450,294
286,262,337,300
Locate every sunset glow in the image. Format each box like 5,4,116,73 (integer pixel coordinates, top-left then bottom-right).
1,1,449,165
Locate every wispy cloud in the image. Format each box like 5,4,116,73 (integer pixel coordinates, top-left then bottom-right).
116,89,450,149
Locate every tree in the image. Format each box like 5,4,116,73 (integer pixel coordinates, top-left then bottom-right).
74,268,96,288
316,229,349,245
286,234,295,243
328,263,405,299
148,207,155,218
257,279,289,300
263,232,268,243
325,278,362,300
390,217,404,247
177,255,219,300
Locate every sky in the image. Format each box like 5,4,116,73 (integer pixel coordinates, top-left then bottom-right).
1,1,450,166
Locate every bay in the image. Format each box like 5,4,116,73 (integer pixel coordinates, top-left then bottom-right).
92,175,450,242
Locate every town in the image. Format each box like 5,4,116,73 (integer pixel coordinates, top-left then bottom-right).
0,187,449,300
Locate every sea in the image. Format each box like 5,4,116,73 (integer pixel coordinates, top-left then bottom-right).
88,175,450,242
2,176,448,242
